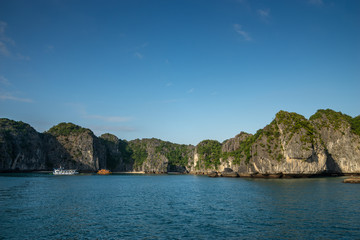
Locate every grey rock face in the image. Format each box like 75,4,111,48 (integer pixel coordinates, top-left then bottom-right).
311,111,360,173
100,133,134,172
44,124,106,171
187,110,360,177
1,109,359,175
0,119,47,171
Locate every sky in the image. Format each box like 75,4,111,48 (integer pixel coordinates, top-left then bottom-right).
0,0,359,145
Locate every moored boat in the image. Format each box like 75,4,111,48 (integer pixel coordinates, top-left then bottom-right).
53,167,79,175
97,169,112,175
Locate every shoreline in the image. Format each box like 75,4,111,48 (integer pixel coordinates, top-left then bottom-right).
1,170,360,179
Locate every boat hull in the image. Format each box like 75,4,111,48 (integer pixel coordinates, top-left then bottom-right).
53,169,79,175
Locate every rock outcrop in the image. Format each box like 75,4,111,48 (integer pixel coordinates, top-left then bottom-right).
0,109,359,176
44,123,106,171
188,109,360,177
0,119,47,171
128,138,194,173
100,133,134,172
310,110,360,174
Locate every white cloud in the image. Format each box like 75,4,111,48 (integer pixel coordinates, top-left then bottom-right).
166,82,173,87
85,115,132,123
66,103,134,130
0,21,7,34
161,98,184,104
233,24,252,41
0,93,33,103
187,88,195,94
16,53,30,61
257,9,270,17
0,41,10,56
134,52,143,59
0,21,13,57
140,42,148,48
0,76,10,85
91,125,136,133
308,0,323,5
46,45,54,52
0,76,32,102
0,21,29,59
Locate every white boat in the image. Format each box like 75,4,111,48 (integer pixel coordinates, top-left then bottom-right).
53,167,79,175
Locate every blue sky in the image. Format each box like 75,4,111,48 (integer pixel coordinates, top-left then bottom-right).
0,0,359,145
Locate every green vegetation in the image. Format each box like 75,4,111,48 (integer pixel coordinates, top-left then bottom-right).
310,109,351,130
118,140,133,164
197,140,222,169
0,118,32,134
155,141,190,167
350,116,360,136
276,111,315,144
128,140,148,168
225,129,263,164
310,109,360,136
105,150,118,170
47,122,89,137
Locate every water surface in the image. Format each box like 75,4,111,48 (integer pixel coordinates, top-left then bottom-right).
0,174,359,239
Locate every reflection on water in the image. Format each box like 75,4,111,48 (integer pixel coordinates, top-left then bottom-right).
0,174,359,239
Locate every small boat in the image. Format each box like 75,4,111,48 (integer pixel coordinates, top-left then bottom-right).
53,167,79,175
97,169,112,175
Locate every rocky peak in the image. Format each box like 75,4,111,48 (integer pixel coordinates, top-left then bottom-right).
45,122,105,171
0,118,46,171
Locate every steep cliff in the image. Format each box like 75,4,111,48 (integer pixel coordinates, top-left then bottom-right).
128,138,194,173
0,119,47,171
99,133,133,171
45,123,106,171
244,111,328,176
309,109,360,173
0,109,359,176
190,109,360,177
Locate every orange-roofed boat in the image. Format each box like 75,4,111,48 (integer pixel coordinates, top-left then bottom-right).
97,169,112,175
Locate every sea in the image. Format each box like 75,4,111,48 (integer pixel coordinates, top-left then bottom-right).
0,173,359,240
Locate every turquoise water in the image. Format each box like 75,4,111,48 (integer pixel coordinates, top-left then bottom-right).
0,174,359,239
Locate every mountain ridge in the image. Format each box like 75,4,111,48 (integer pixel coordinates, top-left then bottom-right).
1,109,359,177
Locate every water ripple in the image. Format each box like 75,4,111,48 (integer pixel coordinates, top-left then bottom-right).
0,175,360,239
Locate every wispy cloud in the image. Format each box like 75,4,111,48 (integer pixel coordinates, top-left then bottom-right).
134,52,143,59
257,9,270,18
0,21,6,34
233,24,252,41
91,125,136,133
131,42,148,60
0,93,33,103
165,82,173,87
66,102,133,123
308,0,323,5
187,88,195,94
0,76,33,103
0,75,10,85
0,21,30,60
160,98,184,104
16,53,30,61
0,41,10,56
45,44,55,53
0,21,13,56
85,115,132,123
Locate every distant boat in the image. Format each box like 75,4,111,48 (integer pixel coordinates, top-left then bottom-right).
97,169,112,175
53,167,79,175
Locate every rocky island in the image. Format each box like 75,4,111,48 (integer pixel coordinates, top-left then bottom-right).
1,109,360,177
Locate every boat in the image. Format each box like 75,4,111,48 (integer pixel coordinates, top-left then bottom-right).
53,167,79,175
97,169,112,175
